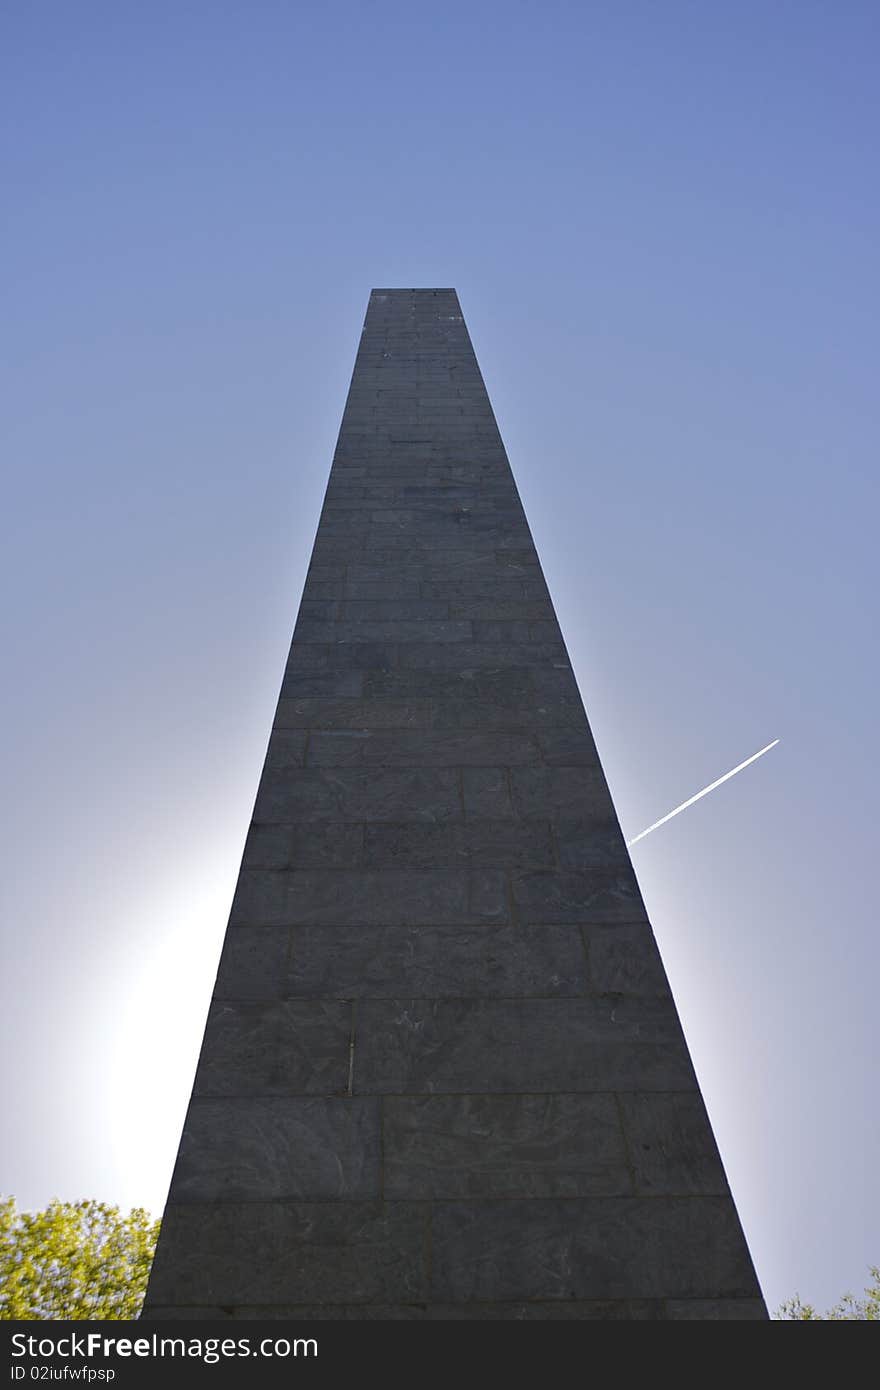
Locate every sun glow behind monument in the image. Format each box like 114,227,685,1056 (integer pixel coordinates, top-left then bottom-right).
102,858,233,1213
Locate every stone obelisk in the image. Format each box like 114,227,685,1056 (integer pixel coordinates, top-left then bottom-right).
143,289,766,1320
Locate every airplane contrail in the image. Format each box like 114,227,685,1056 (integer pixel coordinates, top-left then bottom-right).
626,739,780,847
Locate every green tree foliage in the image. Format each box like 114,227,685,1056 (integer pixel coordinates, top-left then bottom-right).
0,1197,159,1320
777,1268,880,1320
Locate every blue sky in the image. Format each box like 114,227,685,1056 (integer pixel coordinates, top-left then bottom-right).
2,2,877,1313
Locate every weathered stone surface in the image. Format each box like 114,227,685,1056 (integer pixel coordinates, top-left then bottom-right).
306,728,542,768
362,820,554,869
169,1098,378,1202
619,1093,729,1195
355,998,696,1093
585,923,672,996
432,1198,760,1301
242,823,363,870
510,765,614,819
276,698,434,730
295,618,474,644
147,1203,428,1305
512,869,647,924
538,725,600,765
192,1001,351,1096
280,670,363,698
286,925,587,998
462,767,514,819
384,1095,630,1198
262,730,307,771
341,599,450,620
554,818,630,870
229,868,507,927
285,641,397,672
253,767,462,823
213,927,288,1000
398,642,565,670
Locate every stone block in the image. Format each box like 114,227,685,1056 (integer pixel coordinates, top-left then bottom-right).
355,997,695,1093
286,925,587,998
462,767,514,819
241,823,363,870
341,600,450,621
362,820,554,869
512,869,647,924
213,928,288,1000
432,1198,762,1301
280,670,364,699
295,618,473,644
399,642,565,670
253,767,462,824
306,729,541,767
285,642,397,672
510,765,615,820
554,818,630,870
586,923,672,996
619,1093,728,1195
229,868,507,927
276,698,434,730
192,1000,351,1097
169,1098,380,1201
262,731,307,771
147,1202,428,1306
383,1094,629,1198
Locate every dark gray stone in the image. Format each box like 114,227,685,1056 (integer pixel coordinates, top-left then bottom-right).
619,1093,729,1195
253,767,462,823
213,928,288,1000
539,725,600,765
306,729,542,767
286,925,587,998
280,670,363,698
384,1095,629,1198
510,765,614,819
262,731,307,771
242,823,363,870
555,818,630,870
169,1098,379,1201
192,1000,351,1096
362,820,554,869
399,642,565,670
586,923,672,996
145,287,765,1320
147,1203,428,1305
355,998,696,1093
512,869,647,924
285,642,397,672
341,599,450,620
432,1198,761,1301
366,665,528,699
462,767,514,819
295,618,473,644
448,599,554,620
229,868,507,927
276,698,434,730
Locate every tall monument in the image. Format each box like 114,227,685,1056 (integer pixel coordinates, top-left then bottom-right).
144,289,766,1320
